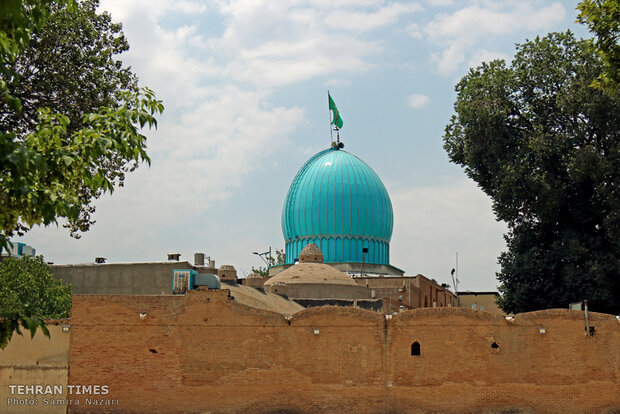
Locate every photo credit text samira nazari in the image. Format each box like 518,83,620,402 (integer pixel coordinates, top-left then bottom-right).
7,384,119,407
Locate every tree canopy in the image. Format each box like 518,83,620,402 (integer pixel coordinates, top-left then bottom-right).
577,0,620,92
0,255,71,348
1,0,162,246
443,32,619,314
0,0,162,346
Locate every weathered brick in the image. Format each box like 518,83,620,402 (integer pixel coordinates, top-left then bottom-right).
67,292,620,414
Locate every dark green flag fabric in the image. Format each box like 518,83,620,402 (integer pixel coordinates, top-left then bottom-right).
328,93,343,129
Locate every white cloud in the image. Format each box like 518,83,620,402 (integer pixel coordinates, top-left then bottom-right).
407,93,430,109
325,78,352,87
426,0,453,6
84,0,424,262
149,86,305,205
430,43,466,76
421,2,567,75
206,1,390,87
425,3,566,41
426,7,516,40
390,179,507,291
101,0,400,92
324,3,423,32
406,22,423,39
100,0,207,21
467,49,510,69
20,0,535,288
127,87,301,213
21,87,305,264
223,35,380,87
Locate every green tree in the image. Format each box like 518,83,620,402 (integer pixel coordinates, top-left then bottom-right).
443,32,619,315
3,0,137,135
0,256,71,348
0,0,72,349
0,0,162,346
1,0,162,242
577,0,620,92
1,1,67,102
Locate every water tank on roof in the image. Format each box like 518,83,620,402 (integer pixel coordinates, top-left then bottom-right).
194,253,205,266
195,273,221,290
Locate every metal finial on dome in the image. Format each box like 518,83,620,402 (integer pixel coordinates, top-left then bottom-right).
299,243,323,263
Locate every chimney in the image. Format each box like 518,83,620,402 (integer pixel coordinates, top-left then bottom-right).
209,259,215,268
95,257,106,264
167,253,181,261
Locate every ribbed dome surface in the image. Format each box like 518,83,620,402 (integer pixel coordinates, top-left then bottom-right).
282,147,393,265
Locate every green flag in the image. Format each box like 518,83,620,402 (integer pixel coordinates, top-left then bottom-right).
328,93,343,129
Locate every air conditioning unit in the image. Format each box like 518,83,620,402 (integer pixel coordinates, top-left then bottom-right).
172,269,197,294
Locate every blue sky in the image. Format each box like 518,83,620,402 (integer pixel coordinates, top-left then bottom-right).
18,0,591,291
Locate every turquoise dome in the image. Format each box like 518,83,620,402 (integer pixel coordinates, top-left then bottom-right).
282,146,393,265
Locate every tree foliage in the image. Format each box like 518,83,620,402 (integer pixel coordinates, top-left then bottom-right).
1,0,162,244
577,0,620,92
444,32,619,314
0,256,71,318
0,87,162,244
3,0,137,135
0,0,71,103
0,255,71,348
0,0,162,345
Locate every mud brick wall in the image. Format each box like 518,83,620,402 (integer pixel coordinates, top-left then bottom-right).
68,291,620,414
0,322,70,414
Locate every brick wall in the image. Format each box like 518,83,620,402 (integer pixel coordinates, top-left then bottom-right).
354,276,456,309
459,292,503,314
68,292,620,413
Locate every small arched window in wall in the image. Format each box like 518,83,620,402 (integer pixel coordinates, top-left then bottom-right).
424,296,428,307
411,341,421,356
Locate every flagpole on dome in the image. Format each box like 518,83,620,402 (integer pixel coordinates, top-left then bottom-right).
328,91,344,148
328,90,333,145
